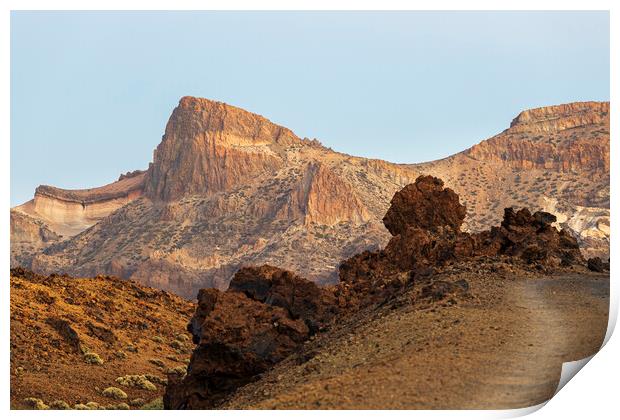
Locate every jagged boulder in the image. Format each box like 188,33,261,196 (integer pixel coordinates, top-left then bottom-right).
472,208,584,266
382,175,466,235
339,176,472,302
229,265,338,333
165,267,333,409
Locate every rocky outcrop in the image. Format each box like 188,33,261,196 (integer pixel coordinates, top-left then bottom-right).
382,176,466,234
472,208,584,266
587,257,610,273
339,176,585,299
165,267,332,409
508,102,609,133
144,97,296,201
10,210,61,267
229,265,338,333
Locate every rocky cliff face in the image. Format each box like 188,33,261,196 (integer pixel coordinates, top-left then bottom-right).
13,98,609,297
464,102,609,173
144,97,296,201
14,171,145,238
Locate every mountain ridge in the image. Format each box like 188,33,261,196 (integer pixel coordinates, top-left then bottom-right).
11,98,610,298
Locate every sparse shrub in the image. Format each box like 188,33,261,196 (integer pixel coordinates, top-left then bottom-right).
115,375,157,391
145,374,167,386
170,340,186,350
86,402,101,410
176,333,190,342
107,403,130,410
129,398,145,407
126,344,138,353
102,387,127,400
74,403,90,410
141,397,164,410
24,397,48,410
49,400,71,410
148,358,165,368
114,350,127,359
84,352,104,365
152,336,164,344
166,365,187,376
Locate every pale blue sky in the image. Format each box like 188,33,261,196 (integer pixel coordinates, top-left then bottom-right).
11,11,609,206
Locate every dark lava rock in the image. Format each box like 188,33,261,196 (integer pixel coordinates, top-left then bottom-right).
587,257,607,272
228,265,337,333
382,175,466,235
45,317,82,353
165,268,335,409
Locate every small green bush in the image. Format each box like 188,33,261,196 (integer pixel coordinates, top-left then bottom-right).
84,352,104,365
141,397,164,410
24,397,48,410
144,374,167,386
102,387,127,400
115,375,157,391
152,336,165,344
166,365,187,376
114,350,127,359
49,400,71,410
148,358,165,368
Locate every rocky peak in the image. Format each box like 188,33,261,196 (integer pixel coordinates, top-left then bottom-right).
144,97,301,201
508,101,609,133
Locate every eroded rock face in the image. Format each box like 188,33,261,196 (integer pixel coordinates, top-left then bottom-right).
144,97,295,201
14,99,609,294
465,101,609,173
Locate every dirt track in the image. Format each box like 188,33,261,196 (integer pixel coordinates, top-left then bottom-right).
223,272,609,409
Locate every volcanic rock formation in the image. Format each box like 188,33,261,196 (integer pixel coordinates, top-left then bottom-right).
165,266,335,409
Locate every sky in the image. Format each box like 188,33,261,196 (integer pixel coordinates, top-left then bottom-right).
10,11,609,206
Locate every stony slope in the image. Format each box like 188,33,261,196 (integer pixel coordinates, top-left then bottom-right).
12,98,609,298
10,268,194,409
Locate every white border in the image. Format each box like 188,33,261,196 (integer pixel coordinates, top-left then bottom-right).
2,2,616,419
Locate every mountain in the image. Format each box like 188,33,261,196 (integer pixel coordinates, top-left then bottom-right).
11,98,609,298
